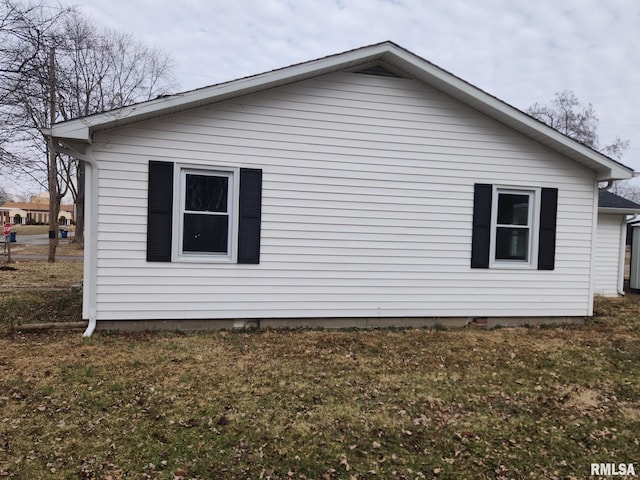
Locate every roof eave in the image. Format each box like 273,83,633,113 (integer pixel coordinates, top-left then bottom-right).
49,42,395,143
47,41,635,181
598,207,640,215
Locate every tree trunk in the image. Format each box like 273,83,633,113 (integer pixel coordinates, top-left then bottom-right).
47,48,57,262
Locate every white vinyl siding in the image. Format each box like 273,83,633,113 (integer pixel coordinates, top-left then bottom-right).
88,71,597,321
594,214,626,297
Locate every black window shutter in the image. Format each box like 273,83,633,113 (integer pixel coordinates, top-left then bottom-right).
471,184,492,269
237,168,262,264
147,161,174,262
537,187,558,270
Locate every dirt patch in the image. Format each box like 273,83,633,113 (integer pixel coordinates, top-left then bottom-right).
620,403,640,421
563,386,600,412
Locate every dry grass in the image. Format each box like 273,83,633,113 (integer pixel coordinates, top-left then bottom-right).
0,296,639,479
1,257,84,331
10,241,83,258
0,259,83,288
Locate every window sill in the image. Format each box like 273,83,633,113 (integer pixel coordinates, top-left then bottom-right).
173,253,235,264
489,261,536,270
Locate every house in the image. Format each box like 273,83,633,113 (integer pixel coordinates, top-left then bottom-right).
0,193,75,225
45,41,635,336
594,190,640,296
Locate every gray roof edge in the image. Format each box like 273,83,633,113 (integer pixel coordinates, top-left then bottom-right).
598,190,640,212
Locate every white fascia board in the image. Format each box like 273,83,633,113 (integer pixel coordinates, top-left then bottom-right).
48,122,90,142
598,207,640,215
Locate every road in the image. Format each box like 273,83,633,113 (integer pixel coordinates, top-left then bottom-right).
15,232,75,245
2,232,82,261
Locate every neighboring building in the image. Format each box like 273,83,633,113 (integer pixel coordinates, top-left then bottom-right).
594,190,640,296
45,42,636,335
0,193,75,225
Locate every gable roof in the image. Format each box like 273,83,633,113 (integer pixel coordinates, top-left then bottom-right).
598,190,640,214
46,41,633,181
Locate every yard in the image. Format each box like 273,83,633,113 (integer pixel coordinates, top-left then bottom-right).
0,260,639,479
1,251,83,330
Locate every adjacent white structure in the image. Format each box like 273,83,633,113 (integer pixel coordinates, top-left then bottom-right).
594,191,640,297
45,42,635,334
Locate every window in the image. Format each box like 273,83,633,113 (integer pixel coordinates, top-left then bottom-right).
178,168,236,261
493,190,534,262
471,184,557,270
147,161,262,264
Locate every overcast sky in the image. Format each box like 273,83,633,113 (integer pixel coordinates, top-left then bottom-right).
8,0,640,199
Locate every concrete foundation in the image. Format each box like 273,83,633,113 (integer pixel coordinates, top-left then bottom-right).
94,315,586,332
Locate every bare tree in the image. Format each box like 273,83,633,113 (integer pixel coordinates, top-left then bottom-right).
0,0,63,99
0,185,10,204
53,13,175,246
0,1,68,261
0,3,175,254
527,90,629,160
609,180,640,204
527,91,639,202
0,0,67,169
55,13,175,119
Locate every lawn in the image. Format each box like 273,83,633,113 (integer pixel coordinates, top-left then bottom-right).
0,259,83,332
0,296,639,479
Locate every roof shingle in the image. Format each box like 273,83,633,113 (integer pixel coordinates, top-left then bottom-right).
598,190,640,210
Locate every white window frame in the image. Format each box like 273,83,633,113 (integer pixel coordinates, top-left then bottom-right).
489,186,540,269
172,165,239,263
